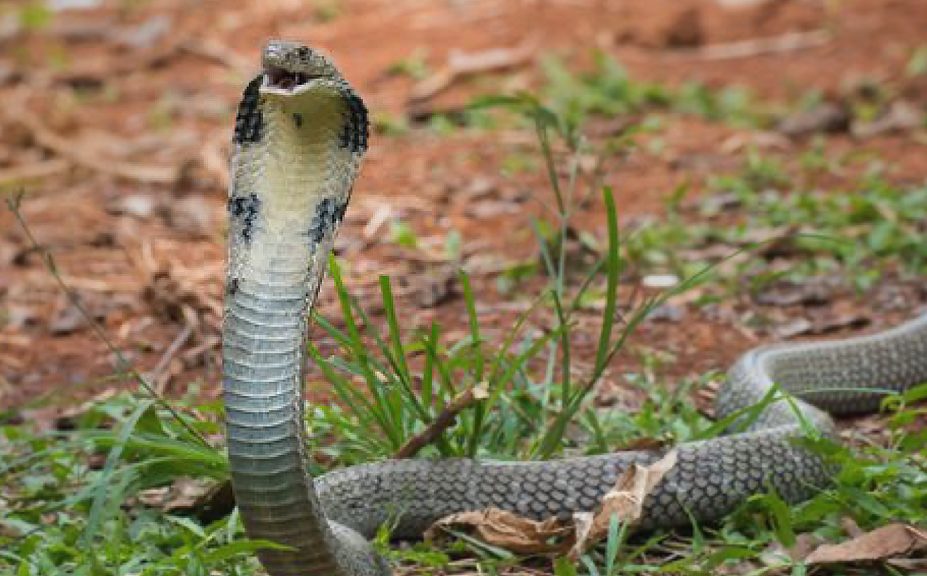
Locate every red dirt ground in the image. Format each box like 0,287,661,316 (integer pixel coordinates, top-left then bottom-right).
1,0,925,418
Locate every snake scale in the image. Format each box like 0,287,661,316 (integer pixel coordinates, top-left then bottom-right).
221,40,927,576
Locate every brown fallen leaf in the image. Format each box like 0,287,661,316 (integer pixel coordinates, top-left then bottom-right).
680,29,831,60
840,515,865,538
568,450,678,559
804,523,927,565
412,264,458,309
887,557,927,571
422,451,678,557
777,101,850,138
424,508,572,555
760,532,824,565
774,317,814,339
773,309,870,339
142,269,206,324
138,477,216,513
754,278,837,308
811,310,871,335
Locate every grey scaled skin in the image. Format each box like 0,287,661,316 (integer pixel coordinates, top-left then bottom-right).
223,40,381,576
223,40,927,576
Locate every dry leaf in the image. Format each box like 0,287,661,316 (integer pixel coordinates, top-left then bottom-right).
886,557,927,571
760,532,823,565
774,317,814,339
840,516,865,538
422,450,679,557
568,450,678,559
138,477,215,513
754,279,835,307
424,508,572,554
777,101,850,138
805,523,927,564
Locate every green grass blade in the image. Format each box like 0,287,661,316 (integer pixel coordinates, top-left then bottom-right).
81,398,154,545
594,186,620,375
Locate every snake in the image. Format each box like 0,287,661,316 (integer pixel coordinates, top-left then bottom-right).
221,40,927,576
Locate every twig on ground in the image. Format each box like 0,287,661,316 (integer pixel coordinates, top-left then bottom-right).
0,159,70,189
148,322,195,395
2,100,177,184
180,38,253,76
408,39,537,103
676,29,830,61
5,191,209,446
393,383,489,459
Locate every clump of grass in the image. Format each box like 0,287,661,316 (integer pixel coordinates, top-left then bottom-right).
0,395,261,574
309,92,706,464
623,153,927,294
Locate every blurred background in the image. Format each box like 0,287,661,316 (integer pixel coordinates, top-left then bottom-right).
1,0,925,419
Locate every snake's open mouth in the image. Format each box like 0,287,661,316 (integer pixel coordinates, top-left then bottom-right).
264,65,315,91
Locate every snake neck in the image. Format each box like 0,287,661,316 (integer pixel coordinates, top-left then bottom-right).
222,44,373,576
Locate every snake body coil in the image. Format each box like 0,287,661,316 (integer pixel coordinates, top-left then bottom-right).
222,41,927,576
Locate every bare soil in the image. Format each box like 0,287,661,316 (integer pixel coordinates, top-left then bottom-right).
1,0,926,419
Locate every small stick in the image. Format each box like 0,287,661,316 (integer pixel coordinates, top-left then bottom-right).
148,323,195,395
676,29,830,61
409,39,537,103
180,38,253,76
393,383,489,459
0,159,69,189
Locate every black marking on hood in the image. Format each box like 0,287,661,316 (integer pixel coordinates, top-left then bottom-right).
233,75,264,144
292,112,303,128
339,90,368,153
228,193,261,242
308,197,348,245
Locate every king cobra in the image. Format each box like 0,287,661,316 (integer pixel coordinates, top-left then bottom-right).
222,40,927,576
